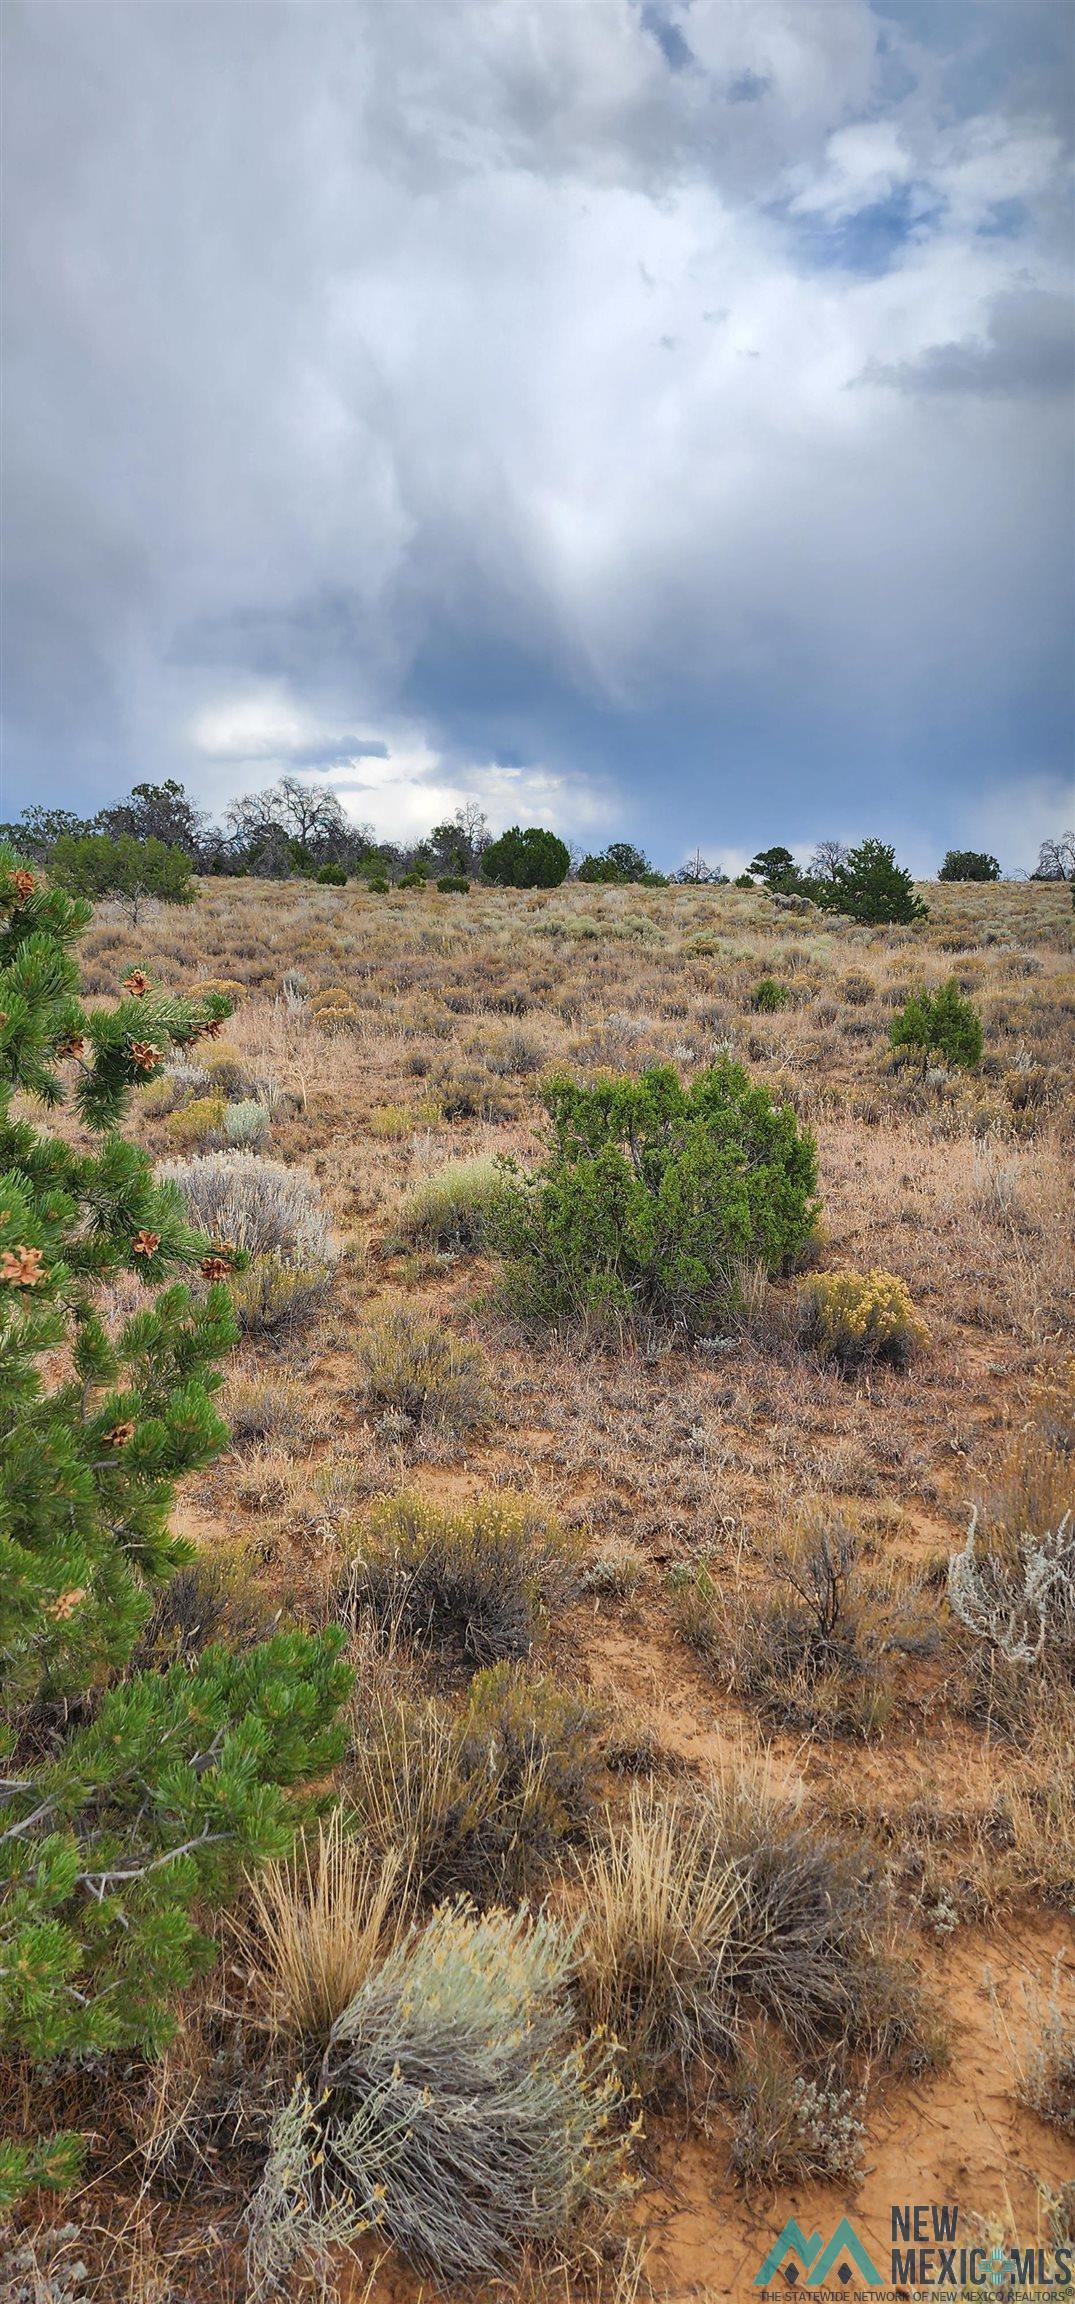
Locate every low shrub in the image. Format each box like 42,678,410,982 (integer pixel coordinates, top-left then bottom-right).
344,1490,580,1667
190,976,245,1004
484,1022,546,1075
159,1149,334,1261
228,1254,334,1336
752,978,789,1013
316,862,348,886
802,1267,929,1372
224,1098,271,1149
200,1044,256,1098
348,1671,601,1905
398,869,426,889
133,1552,273,1668
676,1516,928,1739
364,873,390,894
312,999,360,1033
729,2036,866,2187
948,1509,1075,1679
437,874,470,894
431,1054,516,1121
142,1057,212,1117
353,1301,491,1435
891,979,983,1068
1015,1962,1075,2135
714,1775,920,2059
164,1093,227,1149
251,1903,633,2288
225,1371,313,1443
395,1155,507,1252
496,1061,819,1338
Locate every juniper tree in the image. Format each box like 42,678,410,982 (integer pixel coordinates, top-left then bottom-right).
0,846,351,2206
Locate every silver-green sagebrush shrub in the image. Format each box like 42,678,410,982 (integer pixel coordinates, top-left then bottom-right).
248,1902,635,2289
161,1148,336,1334
158,1148,333,1261
948,1509,1075,1674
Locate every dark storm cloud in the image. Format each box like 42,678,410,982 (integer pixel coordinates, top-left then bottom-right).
0,0,1071,868
858,287,1075,397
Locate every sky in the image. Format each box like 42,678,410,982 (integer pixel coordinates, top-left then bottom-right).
1,0,1072,877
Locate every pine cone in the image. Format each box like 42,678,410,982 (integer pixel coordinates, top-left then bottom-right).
1,1244,46,1287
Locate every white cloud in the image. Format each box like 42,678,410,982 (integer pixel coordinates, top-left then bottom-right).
787,120,916,219
187,688,614,844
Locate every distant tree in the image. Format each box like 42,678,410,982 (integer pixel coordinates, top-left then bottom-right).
49,834,196,923
224,778,371,877
0,807,92,862
748,845,802,893
425,809,492,879
452,801,492,875
676,850,727,886
938,850,1000,882
807,839,850,884
577,841,654,884
814,838,927,927
1032,831,1075,881
481,825,570,888
96,780,205,857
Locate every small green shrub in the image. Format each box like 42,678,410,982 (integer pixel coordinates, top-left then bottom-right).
49,831,196,909
752,978,789,1013
496,1061,819,1337
316,862,347,886
344,1491,580,1667
354,1302,491,1436
802,1267,929,1372
398,869,427,889
395,1156,506,1252
890,979,983,1068
481,825,570,888
364,874,390,894
436,874,470,894
256,1903,632,2287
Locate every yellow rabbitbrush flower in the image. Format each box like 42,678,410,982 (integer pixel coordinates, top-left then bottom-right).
805,1267,930,1373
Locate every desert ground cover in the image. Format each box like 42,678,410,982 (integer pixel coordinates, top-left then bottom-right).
7,871,1074,2302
